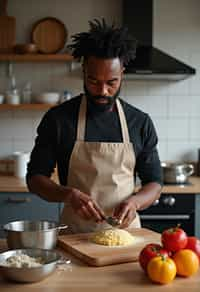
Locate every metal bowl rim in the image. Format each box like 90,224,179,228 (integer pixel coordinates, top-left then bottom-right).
3,220,60,233
161,162,193,167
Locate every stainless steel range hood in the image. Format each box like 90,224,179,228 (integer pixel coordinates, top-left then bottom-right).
123,0,196,81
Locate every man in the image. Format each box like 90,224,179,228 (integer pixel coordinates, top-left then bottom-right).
27,19,163,233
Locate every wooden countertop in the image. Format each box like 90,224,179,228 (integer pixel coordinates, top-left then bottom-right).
0,175,200,194
0,240,200,292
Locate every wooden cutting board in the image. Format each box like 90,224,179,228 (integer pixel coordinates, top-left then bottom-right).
58,228,161,266
0,0,16,53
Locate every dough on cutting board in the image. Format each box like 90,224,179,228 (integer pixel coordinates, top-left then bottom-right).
90,228,135,246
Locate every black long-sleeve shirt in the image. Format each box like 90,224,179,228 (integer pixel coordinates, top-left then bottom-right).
27,95,163,187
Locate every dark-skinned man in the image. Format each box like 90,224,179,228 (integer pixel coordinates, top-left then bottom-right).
27,19,163,234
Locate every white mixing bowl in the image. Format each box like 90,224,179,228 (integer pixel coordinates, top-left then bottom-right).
35,92,60,104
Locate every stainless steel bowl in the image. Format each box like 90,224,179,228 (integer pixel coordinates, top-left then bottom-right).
0,249,61,283
3,220,68,250
161,162,194,184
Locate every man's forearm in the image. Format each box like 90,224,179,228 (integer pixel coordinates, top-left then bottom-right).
132,182,162,211
27,175,70,202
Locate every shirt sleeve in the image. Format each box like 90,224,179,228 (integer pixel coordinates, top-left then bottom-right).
27,109,57,178
135,114,163,186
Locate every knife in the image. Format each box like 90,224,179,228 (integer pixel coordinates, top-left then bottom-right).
105,216,122,227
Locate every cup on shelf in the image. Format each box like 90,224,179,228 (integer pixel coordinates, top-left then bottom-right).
13,152,30,178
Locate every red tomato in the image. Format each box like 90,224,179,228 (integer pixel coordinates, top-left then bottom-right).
161,226,188,252
186,236,200,261
139,243,169,271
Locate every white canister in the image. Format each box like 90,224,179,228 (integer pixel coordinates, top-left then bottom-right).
6,89,20,105
13,152,30,178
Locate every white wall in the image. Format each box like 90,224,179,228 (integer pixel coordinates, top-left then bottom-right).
0,0,200,162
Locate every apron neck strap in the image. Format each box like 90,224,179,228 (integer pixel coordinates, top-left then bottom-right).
77,95,130,142
77,95,87,141
116,98,130,142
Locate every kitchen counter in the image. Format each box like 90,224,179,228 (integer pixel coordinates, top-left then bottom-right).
0,175,200,194
0,240,200,292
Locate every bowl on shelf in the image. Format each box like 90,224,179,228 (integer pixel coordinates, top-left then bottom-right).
14,43,38,54
35,92,60,104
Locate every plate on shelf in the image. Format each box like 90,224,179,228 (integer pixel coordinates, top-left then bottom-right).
31,17,68,54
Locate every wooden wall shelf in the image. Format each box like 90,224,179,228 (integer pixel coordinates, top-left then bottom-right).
0,104,56,110
0,53,74,62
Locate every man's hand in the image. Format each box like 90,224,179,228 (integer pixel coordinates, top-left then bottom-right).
67,188,105,222
113,196,137,228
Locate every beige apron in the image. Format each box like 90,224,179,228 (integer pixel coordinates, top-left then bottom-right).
61,95,141,233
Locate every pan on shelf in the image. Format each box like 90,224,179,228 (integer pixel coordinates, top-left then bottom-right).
0,0,16,53
31,17,68,54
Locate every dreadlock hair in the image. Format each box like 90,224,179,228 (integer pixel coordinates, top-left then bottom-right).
68,18,137,65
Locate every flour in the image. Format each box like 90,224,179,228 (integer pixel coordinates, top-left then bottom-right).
1,254,43,268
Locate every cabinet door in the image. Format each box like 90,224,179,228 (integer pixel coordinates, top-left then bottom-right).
0,193,59,238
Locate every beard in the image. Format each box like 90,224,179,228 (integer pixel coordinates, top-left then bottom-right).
84,84,121,112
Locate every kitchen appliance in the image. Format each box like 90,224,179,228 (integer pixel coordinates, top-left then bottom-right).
0,249,61,283
138,194,195,235
3,220,68,250
123,0,196,80
161,162,194,184
58,227,160,266
0,0,16,53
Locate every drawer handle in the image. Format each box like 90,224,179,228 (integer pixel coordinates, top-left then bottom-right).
6,197,31,203
140,214,190,220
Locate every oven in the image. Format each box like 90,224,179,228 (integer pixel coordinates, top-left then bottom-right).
138,193,195,235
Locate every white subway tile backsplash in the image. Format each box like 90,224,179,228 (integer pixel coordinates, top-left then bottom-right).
189,75,200,96
189,96,200,117
168,79,190,96
167,141,192,162
146,81,170,96
153,119,168,140
189,141,200,161
125,95,168,118
12,139,34,154
189,119,200,140
0,138,13,158
157,140,168,161
0,113,15,139
12,115,33,140
167,119,189,140
124,80,148,96
168,95,190,118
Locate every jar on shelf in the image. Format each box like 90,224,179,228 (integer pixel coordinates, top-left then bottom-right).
22,82,32,103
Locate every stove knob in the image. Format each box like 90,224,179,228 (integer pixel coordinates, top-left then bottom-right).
168,196,176,206
152,199,159,206
163,196,176,206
